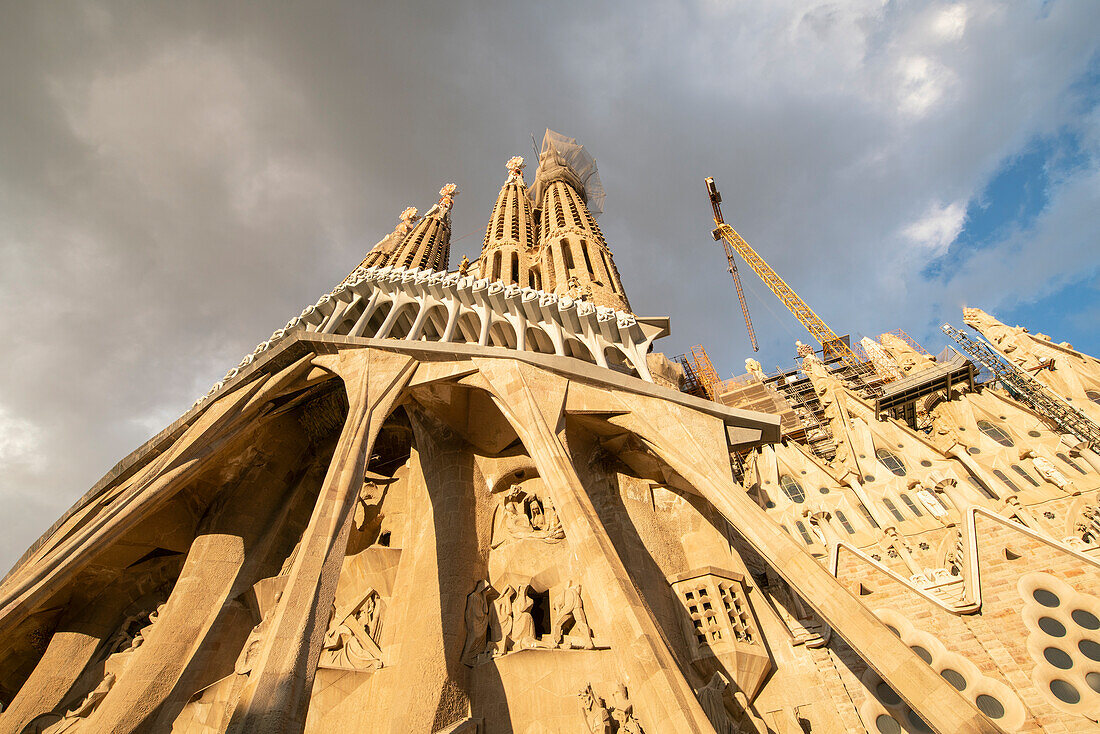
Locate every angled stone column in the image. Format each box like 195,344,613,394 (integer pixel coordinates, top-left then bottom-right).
225,348,416,734
611,395,1005,734
474,359,718,734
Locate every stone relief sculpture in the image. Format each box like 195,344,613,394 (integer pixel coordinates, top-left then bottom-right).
511,584,537,650
579,684,612,733
490,486,565,548
551,581,594,649
319,588,383,670
1022,450,1075,493
488,585,516,656
461,580,492,666
579,683,645,734
610,684,644,734
697,672,737,734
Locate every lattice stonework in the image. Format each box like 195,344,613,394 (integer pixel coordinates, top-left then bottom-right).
671,568,757,656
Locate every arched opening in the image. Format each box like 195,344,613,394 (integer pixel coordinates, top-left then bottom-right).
581,240,595,278
362,299,394,338
492,251,502,282
561,240,575,272
510,251,520,284
603,346,638,378
525,327,554,354
333,299,366,336
488,320,517,349
563,338,594,362
452,312,481,344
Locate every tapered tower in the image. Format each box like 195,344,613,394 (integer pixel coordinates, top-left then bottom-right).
351,206,420,276
477,157,541,289
532,131,630,312
388,183,458,272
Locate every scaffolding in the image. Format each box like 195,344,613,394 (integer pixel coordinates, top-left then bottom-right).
942,323,1100,448
882,328,931,356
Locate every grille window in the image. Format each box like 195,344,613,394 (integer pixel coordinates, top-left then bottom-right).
977,420,1014,447
1012,465,1040,486
835,510,856,534
993,469,1020,493
795,521,814,545
900,494,923,517
883,498,905,522
876,448,907,476
1056,452,1087,475
779,475,806,504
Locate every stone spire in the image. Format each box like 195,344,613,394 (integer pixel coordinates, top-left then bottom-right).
532,131,630,312
389,183,459,272
477,157,540,289
352,207,421,276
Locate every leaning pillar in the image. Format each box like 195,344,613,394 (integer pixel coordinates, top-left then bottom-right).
611,394,1004,734
475,359,719,734
225,348,416,734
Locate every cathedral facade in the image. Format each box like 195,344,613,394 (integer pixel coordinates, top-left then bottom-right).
0,132,1098,733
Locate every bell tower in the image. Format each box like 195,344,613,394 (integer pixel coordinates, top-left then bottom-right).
477,157,540,289
388,183,459,272
531,131,630,312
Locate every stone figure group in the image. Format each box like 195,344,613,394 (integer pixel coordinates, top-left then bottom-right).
491,486,565,548
320,588,384,670
462,578,596,666
579,683,644,733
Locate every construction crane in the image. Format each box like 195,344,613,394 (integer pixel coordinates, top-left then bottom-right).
723,246,758,351
705,176,864,374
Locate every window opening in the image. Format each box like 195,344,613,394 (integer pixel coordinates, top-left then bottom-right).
900,494,923,517
492,251,502,281
561,240,574,271
795,521,814,545
530,589,552,638
883,498,905,522
779,475,806,504
858,503,880,528
977,420,1014,446
993,469,1019,493
377,530,391,547
529,271,536,289
1012,465,1040,486
1056,452,1087,474
581,240,595,277
1087,390,1100,405
510,251,519,284
876,448,907,476
835,510,855,534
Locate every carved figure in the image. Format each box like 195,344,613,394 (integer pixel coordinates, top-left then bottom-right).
461,580,492,665
745,357,765,381
1023,451,1073,491
491,487,565,548
320,589,383,669
579,684,612,734
489,585,516,655
63,671,115,721
698,672,736,734
511,585,537,650
458,254,470,276
551,581,594,649
611,683,645,733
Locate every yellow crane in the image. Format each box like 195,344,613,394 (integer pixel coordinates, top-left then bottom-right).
705,176,864,373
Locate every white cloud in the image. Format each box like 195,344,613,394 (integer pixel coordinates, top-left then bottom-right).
0,405,44,476
901,200,967,255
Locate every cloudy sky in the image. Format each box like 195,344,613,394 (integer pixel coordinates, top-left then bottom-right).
2,1,1099,573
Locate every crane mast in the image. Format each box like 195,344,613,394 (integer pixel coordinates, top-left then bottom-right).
705,176,864,373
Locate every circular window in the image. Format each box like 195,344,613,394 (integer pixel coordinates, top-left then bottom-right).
967,447,981,455
906,710,933,732
1028,430,1042,438
875,714,901,734
1050,679,1081,704
765,501,776,509
1079,639,1100,661
819,487,830,494
975,694,1005,719
1043,647,1073,669
1033,589,1061,607
920,460,932,467
1039,617,1067,637
864,475,876,482
1071,609,1100,630
876,682,901,705
1087,672,1100,694
940,668,967,690
911,645,933,663
800,470,807,475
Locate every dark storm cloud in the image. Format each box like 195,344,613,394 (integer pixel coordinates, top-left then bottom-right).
1,1,1099,572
